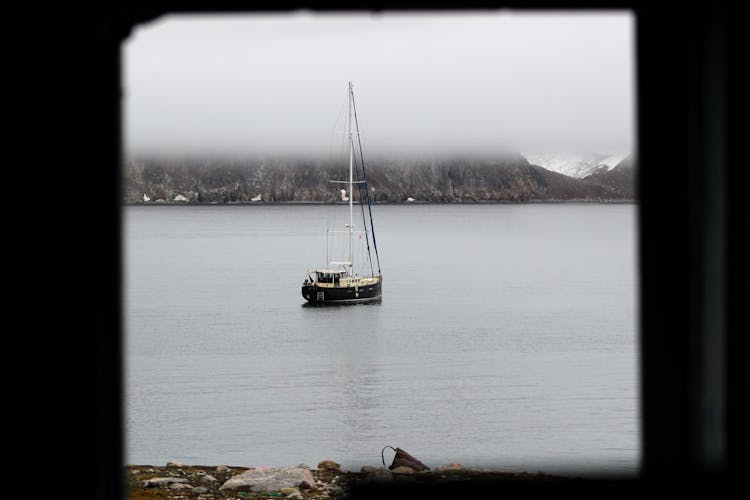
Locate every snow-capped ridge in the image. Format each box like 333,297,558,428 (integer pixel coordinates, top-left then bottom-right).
523,152,630,179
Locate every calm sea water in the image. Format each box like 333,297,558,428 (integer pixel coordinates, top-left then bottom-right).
124,203,639,476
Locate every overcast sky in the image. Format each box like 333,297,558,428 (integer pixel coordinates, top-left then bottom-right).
123,11,634,158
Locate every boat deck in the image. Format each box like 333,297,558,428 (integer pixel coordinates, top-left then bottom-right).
312,276,381,288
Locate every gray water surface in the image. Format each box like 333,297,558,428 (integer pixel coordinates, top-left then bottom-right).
124,203,639,475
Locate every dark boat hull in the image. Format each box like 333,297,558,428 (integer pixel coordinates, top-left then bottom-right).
302,279,382,303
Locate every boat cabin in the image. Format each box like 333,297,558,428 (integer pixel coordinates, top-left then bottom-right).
310,269,348,284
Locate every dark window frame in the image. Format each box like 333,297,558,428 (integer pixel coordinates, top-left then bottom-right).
77,2,740,497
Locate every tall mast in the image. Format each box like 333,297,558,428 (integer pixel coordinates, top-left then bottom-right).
348,81,354,277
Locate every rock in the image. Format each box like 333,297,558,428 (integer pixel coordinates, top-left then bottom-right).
391,466,416,475
296,463,310,469
194,486,209,494
279,487,299,495
142,477,188,488
317,460,341,471
298,480,314,490
219,467,316,492
287,492,303,500
166,461,187,467
173,194,188,202
216,465,231,472
199,474,217,483
434,463,464,472
169,482,193,490
361,466,392,480
329,484,345,496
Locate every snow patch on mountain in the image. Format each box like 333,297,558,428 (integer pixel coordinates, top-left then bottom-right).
523,152,630,179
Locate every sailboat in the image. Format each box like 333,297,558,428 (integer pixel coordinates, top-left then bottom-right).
301,82,383,303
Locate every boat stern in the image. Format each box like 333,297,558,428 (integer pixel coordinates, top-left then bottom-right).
301,283,319,302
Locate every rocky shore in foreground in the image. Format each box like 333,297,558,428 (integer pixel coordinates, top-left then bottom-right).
126,460,581,499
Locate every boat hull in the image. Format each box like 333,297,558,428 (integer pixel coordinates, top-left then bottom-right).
302,279,382,304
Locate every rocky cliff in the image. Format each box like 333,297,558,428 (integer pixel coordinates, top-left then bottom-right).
579,154,637,199
123,153,636,204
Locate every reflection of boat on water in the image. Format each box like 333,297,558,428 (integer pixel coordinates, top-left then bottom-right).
301,82,382,304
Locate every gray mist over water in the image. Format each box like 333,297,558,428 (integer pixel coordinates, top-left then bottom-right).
125,204,639,475
123,11,635,159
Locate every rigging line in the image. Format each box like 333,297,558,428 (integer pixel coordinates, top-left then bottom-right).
353,152,375,277
351,91,378,269
355,147,377,277
351,91,381,275
329,93,349,161
348,86,374,277
328,191,339,266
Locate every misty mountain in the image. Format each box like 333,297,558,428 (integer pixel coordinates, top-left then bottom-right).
122,153,636,204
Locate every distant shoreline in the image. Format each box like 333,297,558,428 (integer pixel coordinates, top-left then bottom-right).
123,199,637,207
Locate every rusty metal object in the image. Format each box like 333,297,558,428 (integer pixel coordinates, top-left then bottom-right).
381,446,429,471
